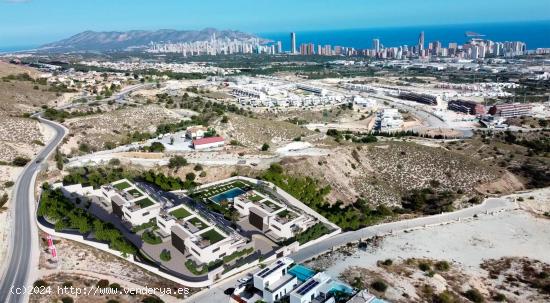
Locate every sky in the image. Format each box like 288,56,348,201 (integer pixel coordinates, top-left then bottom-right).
1,0,549,47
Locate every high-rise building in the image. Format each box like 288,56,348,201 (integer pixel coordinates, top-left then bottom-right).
290,32,297,54
276,41,282,54
418,31,425,51
372,38,380,52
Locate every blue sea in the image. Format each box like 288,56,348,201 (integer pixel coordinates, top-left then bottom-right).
260,20,550,51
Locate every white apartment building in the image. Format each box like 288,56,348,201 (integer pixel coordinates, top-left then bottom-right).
109,180,161,226
164,204,246,264
289,273,333,303
253,258,298,303
375,108,404,131
57,179,161,227
234,191,310,240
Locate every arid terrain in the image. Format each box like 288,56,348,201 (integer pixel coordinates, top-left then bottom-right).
306,188,550,303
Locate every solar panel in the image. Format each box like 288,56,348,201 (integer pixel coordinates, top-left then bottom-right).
259,261,285,278
256,267,270,277
297,279,319,295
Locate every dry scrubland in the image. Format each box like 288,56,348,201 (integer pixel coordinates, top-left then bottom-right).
0,63,54,162
338,257,549,303
0,115,46,162
62,105,181,154
35,237,198,303
307,196,550,303
0,62,58,114
280,141,500,206
220,114,319,148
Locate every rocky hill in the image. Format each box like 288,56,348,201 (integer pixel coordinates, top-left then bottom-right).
40,28,265,52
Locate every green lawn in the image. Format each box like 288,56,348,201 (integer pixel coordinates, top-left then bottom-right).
200,228,225,244
170,208,191,219
127,188,143,198
188,217,208,230
263,200,282,211
135,197,155,208
113,181,131,190
248,194,263,202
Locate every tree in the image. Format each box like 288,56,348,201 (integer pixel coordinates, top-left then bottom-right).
221,116,229,123
168,156,187,170
12,157,30,167
370,279,388,292
185,172,196,182
148,142,165,153
261,143,270,151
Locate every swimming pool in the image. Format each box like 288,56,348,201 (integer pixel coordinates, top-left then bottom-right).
288,264,316,282
328,281,354,295
210,188,246,204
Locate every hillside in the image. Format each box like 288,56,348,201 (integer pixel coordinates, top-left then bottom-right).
41,28,266,51
279,141,501,207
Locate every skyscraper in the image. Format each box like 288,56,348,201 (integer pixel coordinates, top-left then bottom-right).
418,31,425,51
290,32,297,54
372,39,380,52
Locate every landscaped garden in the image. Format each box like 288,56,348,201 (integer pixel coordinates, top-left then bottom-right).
113,181,132,190
191,180,253,201
188,217,208,230
135,197,155,209
127,188,143,198
200,228,225,244
170,207,191,220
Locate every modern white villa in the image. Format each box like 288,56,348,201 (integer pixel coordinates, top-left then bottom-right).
158,204,247,264
56,179,161,227
231,257,373,303
234,190,313,241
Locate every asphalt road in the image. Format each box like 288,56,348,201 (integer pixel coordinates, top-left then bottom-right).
0,117,67,303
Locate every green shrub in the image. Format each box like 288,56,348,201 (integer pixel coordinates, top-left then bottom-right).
12,157,30,167
370,279,388,292
492,293,506,302
61,297,74,303
160,249,172,261
418,261,431,272
435,261,450,271
382,259,393,266
96,279,110,288
141,230,162,245
464,288,484,303
33,280,48,287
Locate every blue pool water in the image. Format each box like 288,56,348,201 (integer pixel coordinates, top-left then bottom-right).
288,265,316,282
328,281,355,295
210,188,246,204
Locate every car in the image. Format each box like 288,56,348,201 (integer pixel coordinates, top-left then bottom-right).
35,157,44,164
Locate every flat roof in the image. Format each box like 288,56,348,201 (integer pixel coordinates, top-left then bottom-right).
193,136,224,146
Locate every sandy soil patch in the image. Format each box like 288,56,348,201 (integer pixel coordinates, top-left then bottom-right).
308,207,550,302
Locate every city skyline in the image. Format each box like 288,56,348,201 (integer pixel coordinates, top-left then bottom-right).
1,0,549,47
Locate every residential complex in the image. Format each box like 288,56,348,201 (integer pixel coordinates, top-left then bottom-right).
488,103,533,118
54,176,330,280
448,100,486,115
375,108,404,132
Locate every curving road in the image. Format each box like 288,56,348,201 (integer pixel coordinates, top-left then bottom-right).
0,117,67,303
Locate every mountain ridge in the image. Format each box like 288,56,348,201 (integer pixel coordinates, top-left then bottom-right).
40,28,267,52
